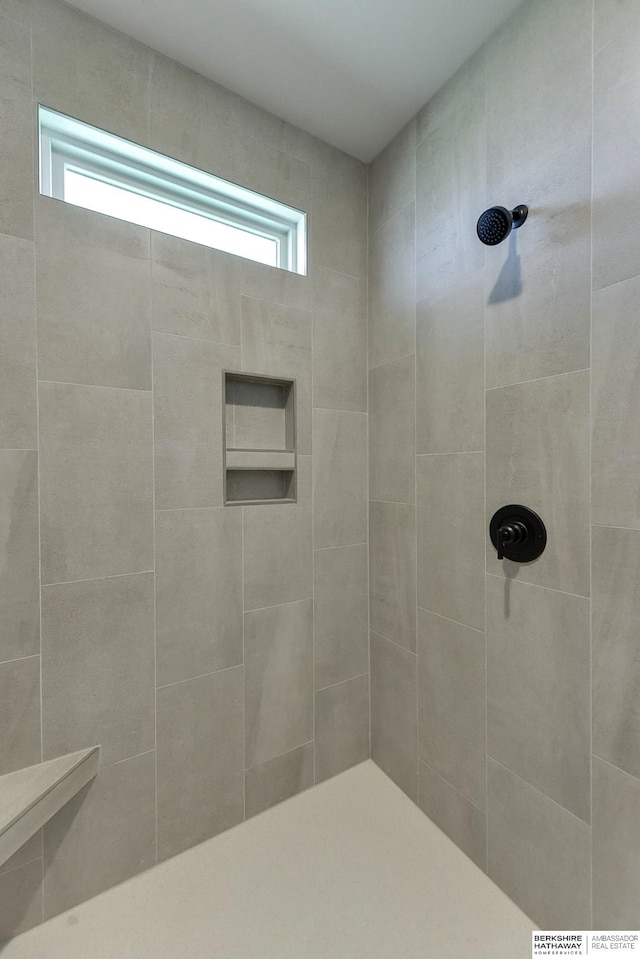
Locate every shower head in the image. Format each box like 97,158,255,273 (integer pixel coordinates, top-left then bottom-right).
476,204,528,245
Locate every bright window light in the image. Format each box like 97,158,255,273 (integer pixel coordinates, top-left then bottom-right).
38,106,307,274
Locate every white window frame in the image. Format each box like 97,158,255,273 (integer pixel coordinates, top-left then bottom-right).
38,105,307,275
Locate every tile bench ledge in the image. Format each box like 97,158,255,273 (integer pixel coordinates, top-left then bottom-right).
0,746,100,868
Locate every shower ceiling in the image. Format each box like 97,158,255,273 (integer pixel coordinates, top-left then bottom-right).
63,0,525,162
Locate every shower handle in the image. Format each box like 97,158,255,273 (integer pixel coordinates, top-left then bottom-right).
489,505,547,563
496,521,528,560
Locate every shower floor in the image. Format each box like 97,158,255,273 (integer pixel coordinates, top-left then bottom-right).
3,761,534,959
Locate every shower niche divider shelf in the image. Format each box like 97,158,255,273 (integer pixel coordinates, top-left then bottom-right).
223,370,297,505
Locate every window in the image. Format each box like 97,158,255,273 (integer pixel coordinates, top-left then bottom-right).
38,106,307,275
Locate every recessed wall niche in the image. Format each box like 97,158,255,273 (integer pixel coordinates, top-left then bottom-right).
223,371,296,505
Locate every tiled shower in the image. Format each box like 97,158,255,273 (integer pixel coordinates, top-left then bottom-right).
1,0,639,942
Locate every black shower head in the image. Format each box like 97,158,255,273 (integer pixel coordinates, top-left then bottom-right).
476,205,528,245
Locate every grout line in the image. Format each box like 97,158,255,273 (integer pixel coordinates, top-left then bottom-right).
589,0,595,927
368,498,415,507
156,662,243,692
31,23,45,919
313,542,367,552
42,569,154,590
485,571,589,602
150,267,159,867
367,349,417,375
487,755,591,828
366,163,372,768
243,597,313,615
0,855,44,881
591,522,640,533
484,366,591,393
416,450,484,458
109,748,156,769
482,46,489,874
245,739,315,773
241,505,246,821
315,672,370,695
152,327,241,350
0,654,41,668
416,606,484,635
370,630,417,658
418,756,487,817
591,752,640,787
311,279,317,787
37,379,152,394
154,506,226,513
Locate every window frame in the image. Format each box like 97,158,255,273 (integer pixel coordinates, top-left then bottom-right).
38,105,307,275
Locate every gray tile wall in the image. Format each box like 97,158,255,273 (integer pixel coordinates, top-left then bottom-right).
0,0,369,939
368,0,640,931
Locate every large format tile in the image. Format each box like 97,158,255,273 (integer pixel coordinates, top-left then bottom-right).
156,509,242,687
313,409,367,549
485,0,591,196
418,609,486,811
245,743,314,819
0,236,36,448
241,297,312,454
243,502,312,611
416,65,485,302
153,332,239,510
315,675,369,783
416,269,484,453
487,576,590,822
593,757,640,929
417,452,485,631
0,15,32,240
369,501,416,652
43,752,156,919
157,668,244,861
488,760,591,930
486,372,590,597
41,573,154,766
484,142,591,388
36,200,151,390
418,760,486,871
149,54,243,178
151,234,241,344
593,23,640,290
593,274,640,528
370,632,417,801
244,600,313,768
39,383,153,584
0,451,39,664
32,0,149,143
0,0,31,27
593,526,640,778
0,657,40,776
314,544,368,690
368,204,416,370
369,354,415,505
0,860,42,942
595,0,640,51
417,46,485,145
0,833,41,878
312,268,366,412
368,119,416,235
312,151,367,280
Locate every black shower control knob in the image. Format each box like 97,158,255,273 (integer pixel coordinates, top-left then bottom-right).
489,506,546,563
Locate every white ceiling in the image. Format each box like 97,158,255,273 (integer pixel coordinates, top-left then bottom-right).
65,0,525,162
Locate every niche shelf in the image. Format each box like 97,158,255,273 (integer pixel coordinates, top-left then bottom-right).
0,746,100,868
224,371,296,505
